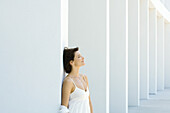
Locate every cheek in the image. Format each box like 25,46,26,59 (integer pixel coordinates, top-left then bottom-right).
76,59,82,65
74,59,80,65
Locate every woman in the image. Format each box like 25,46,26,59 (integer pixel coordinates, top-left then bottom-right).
59,47,93,113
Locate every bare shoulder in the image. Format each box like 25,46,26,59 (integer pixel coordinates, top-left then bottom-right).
62,76,73,88
61,76,73,107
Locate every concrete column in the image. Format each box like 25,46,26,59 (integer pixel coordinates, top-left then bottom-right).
165,23,170,88
128,0,140,106
140,0,150,99
149,8,157,95
157,16,164,91
0,0,67,113
68,0,107,113
59,0,69,107
110,0,128,113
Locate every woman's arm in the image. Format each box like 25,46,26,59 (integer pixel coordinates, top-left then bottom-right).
88,95,93,113
84,75,93,113
61,77,73,107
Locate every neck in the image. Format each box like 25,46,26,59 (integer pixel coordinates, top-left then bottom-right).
69,67,80,77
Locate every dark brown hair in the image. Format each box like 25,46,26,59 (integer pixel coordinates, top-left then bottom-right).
63,47,79,73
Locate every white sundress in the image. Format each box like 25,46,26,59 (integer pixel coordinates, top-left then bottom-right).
67,77,91,113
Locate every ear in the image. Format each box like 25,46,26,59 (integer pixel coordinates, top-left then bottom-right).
69,60,74,66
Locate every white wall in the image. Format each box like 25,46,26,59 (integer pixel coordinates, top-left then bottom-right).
1,0,170,113
110,0,128,113
128,0,140,107
140,0,150,99
165,23,170,88
0,0,67,113
149,8,157,94
157,16,164,91
68,0,107,113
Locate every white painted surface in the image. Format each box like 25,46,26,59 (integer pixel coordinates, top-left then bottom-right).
68,0,107,113
0,0,68,113
157,16,165,91
149,8,157,95
106,0,110,112
140,0,150,99
129,88,170,113
160,0,170,11
110,0,128,113
164,23,170,88
1,0,170,113
150,0,170,22
128,0,140,106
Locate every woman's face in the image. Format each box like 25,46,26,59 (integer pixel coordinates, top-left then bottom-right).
72,51,85,67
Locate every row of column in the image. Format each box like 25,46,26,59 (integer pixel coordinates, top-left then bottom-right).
63,0,170,113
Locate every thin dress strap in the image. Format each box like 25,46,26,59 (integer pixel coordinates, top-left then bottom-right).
68,76,85,90
68,77,77,87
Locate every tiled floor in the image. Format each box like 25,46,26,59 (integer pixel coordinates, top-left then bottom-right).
129,88,170,113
